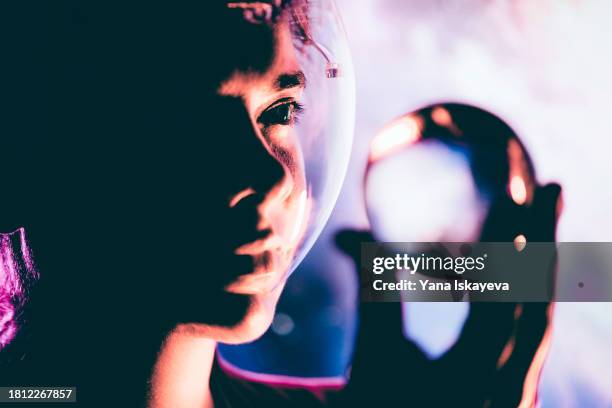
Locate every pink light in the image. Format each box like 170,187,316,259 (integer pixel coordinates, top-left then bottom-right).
431,106,452,127
514,234,527,252
216,350,346,401
229,187,256,208
518,305,555,408
497,334,516,369
369,116,421,162
510,175,528,205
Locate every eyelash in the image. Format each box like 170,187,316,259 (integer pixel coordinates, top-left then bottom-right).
257,99,304,128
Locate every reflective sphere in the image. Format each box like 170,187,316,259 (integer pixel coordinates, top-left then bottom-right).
366,103,536,244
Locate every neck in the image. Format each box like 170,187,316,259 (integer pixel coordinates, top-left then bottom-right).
149,327,217,408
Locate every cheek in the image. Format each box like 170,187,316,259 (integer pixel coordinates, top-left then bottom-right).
270,178,310,256
267,129,311,248
269,128,304,180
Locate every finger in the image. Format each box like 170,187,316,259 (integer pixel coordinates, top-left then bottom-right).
344,302,431,405
528,183,561,241
335,228,407,346
438,302,517,374
489,302,552,408
335,228,375,264
335,229,429,396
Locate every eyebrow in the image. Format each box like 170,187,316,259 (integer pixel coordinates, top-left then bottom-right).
275,71,306,90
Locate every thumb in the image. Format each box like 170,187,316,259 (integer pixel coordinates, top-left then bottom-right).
528,183,562,241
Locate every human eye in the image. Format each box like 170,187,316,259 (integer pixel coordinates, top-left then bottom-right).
257,98,304,128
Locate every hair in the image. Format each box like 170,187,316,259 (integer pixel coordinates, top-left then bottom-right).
0,229,38,351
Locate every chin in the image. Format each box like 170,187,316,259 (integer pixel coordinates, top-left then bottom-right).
175,284,285,344
218,297,276,344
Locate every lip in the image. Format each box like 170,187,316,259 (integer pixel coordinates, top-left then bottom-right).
225,270,280,295
235,231,283,256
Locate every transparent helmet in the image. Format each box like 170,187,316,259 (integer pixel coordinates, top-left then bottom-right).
217,0,354,366
289,0,355,272
231,0,356,274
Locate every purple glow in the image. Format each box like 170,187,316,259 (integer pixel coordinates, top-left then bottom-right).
216,349,345,400
0,228,38,350
0,296,16,350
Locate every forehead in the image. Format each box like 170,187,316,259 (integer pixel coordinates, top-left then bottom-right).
217,19,301,97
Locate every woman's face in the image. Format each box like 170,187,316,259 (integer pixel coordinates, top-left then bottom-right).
192,17,310,342
3,5,311,345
